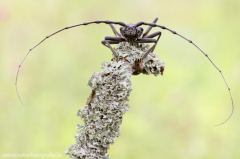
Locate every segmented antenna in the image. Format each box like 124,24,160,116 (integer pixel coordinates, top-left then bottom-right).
15,20,126,109
136,21,234,126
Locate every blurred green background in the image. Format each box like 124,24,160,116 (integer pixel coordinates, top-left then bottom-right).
1,0,240,158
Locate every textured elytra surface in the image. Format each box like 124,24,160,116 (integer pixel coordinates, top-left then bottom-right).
65,42,165,159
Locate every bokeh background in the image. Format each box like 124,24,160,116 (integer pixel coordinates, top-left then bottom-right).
1,0,240,158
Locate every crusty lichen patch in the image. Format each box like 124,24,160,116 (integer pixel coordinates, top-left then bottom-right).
116,42,165,76
65,42,166,159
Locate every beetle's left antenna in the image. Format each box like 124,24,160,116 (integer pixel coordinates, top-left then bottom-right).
15,20,126,108
15,30,52,108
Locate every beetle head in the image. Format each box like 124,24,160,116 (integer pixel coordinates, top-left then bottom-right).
120,24,143,41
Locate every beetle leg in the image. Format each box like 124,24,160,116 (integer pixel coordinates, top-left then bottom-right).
101,36,125,61
138,31,162,59
109,24,122,37
142,17,158,38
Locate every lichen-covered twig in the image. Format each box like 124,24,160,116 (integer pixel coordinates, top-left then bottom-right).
65,42,165,159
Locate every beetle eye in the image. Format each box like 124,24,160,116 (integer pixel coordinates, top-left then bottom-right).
120,27,125,32
137,27,143,33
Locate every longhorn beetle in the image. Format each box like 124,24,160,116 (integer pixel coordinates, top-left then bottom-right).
15,17,234,126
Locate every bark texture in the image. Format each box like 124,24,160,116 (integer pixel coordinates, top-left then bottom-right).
65,42,165,159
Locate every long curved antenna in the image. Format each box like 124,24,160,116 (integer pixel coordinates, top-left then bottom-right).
15,20,126,108
136,21,234,126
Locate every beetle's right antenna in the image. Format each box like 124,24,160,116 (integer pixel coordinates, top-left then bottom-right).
15,20,126,108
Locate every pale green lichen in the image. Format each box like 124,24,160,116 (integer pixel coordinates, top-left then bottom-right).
65,42,166,159
116,42,165,76
143,52,165,76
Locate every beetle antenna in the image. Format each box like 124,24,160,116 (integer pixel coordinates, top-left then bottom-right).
15,20,126,108
136,20,234,126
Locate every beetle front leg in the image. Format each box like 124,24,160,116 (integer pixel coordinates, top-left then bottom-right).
137,31,162,68
137,31,162,60
101,36,125,61
143,31,162,53
102,40,119,61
